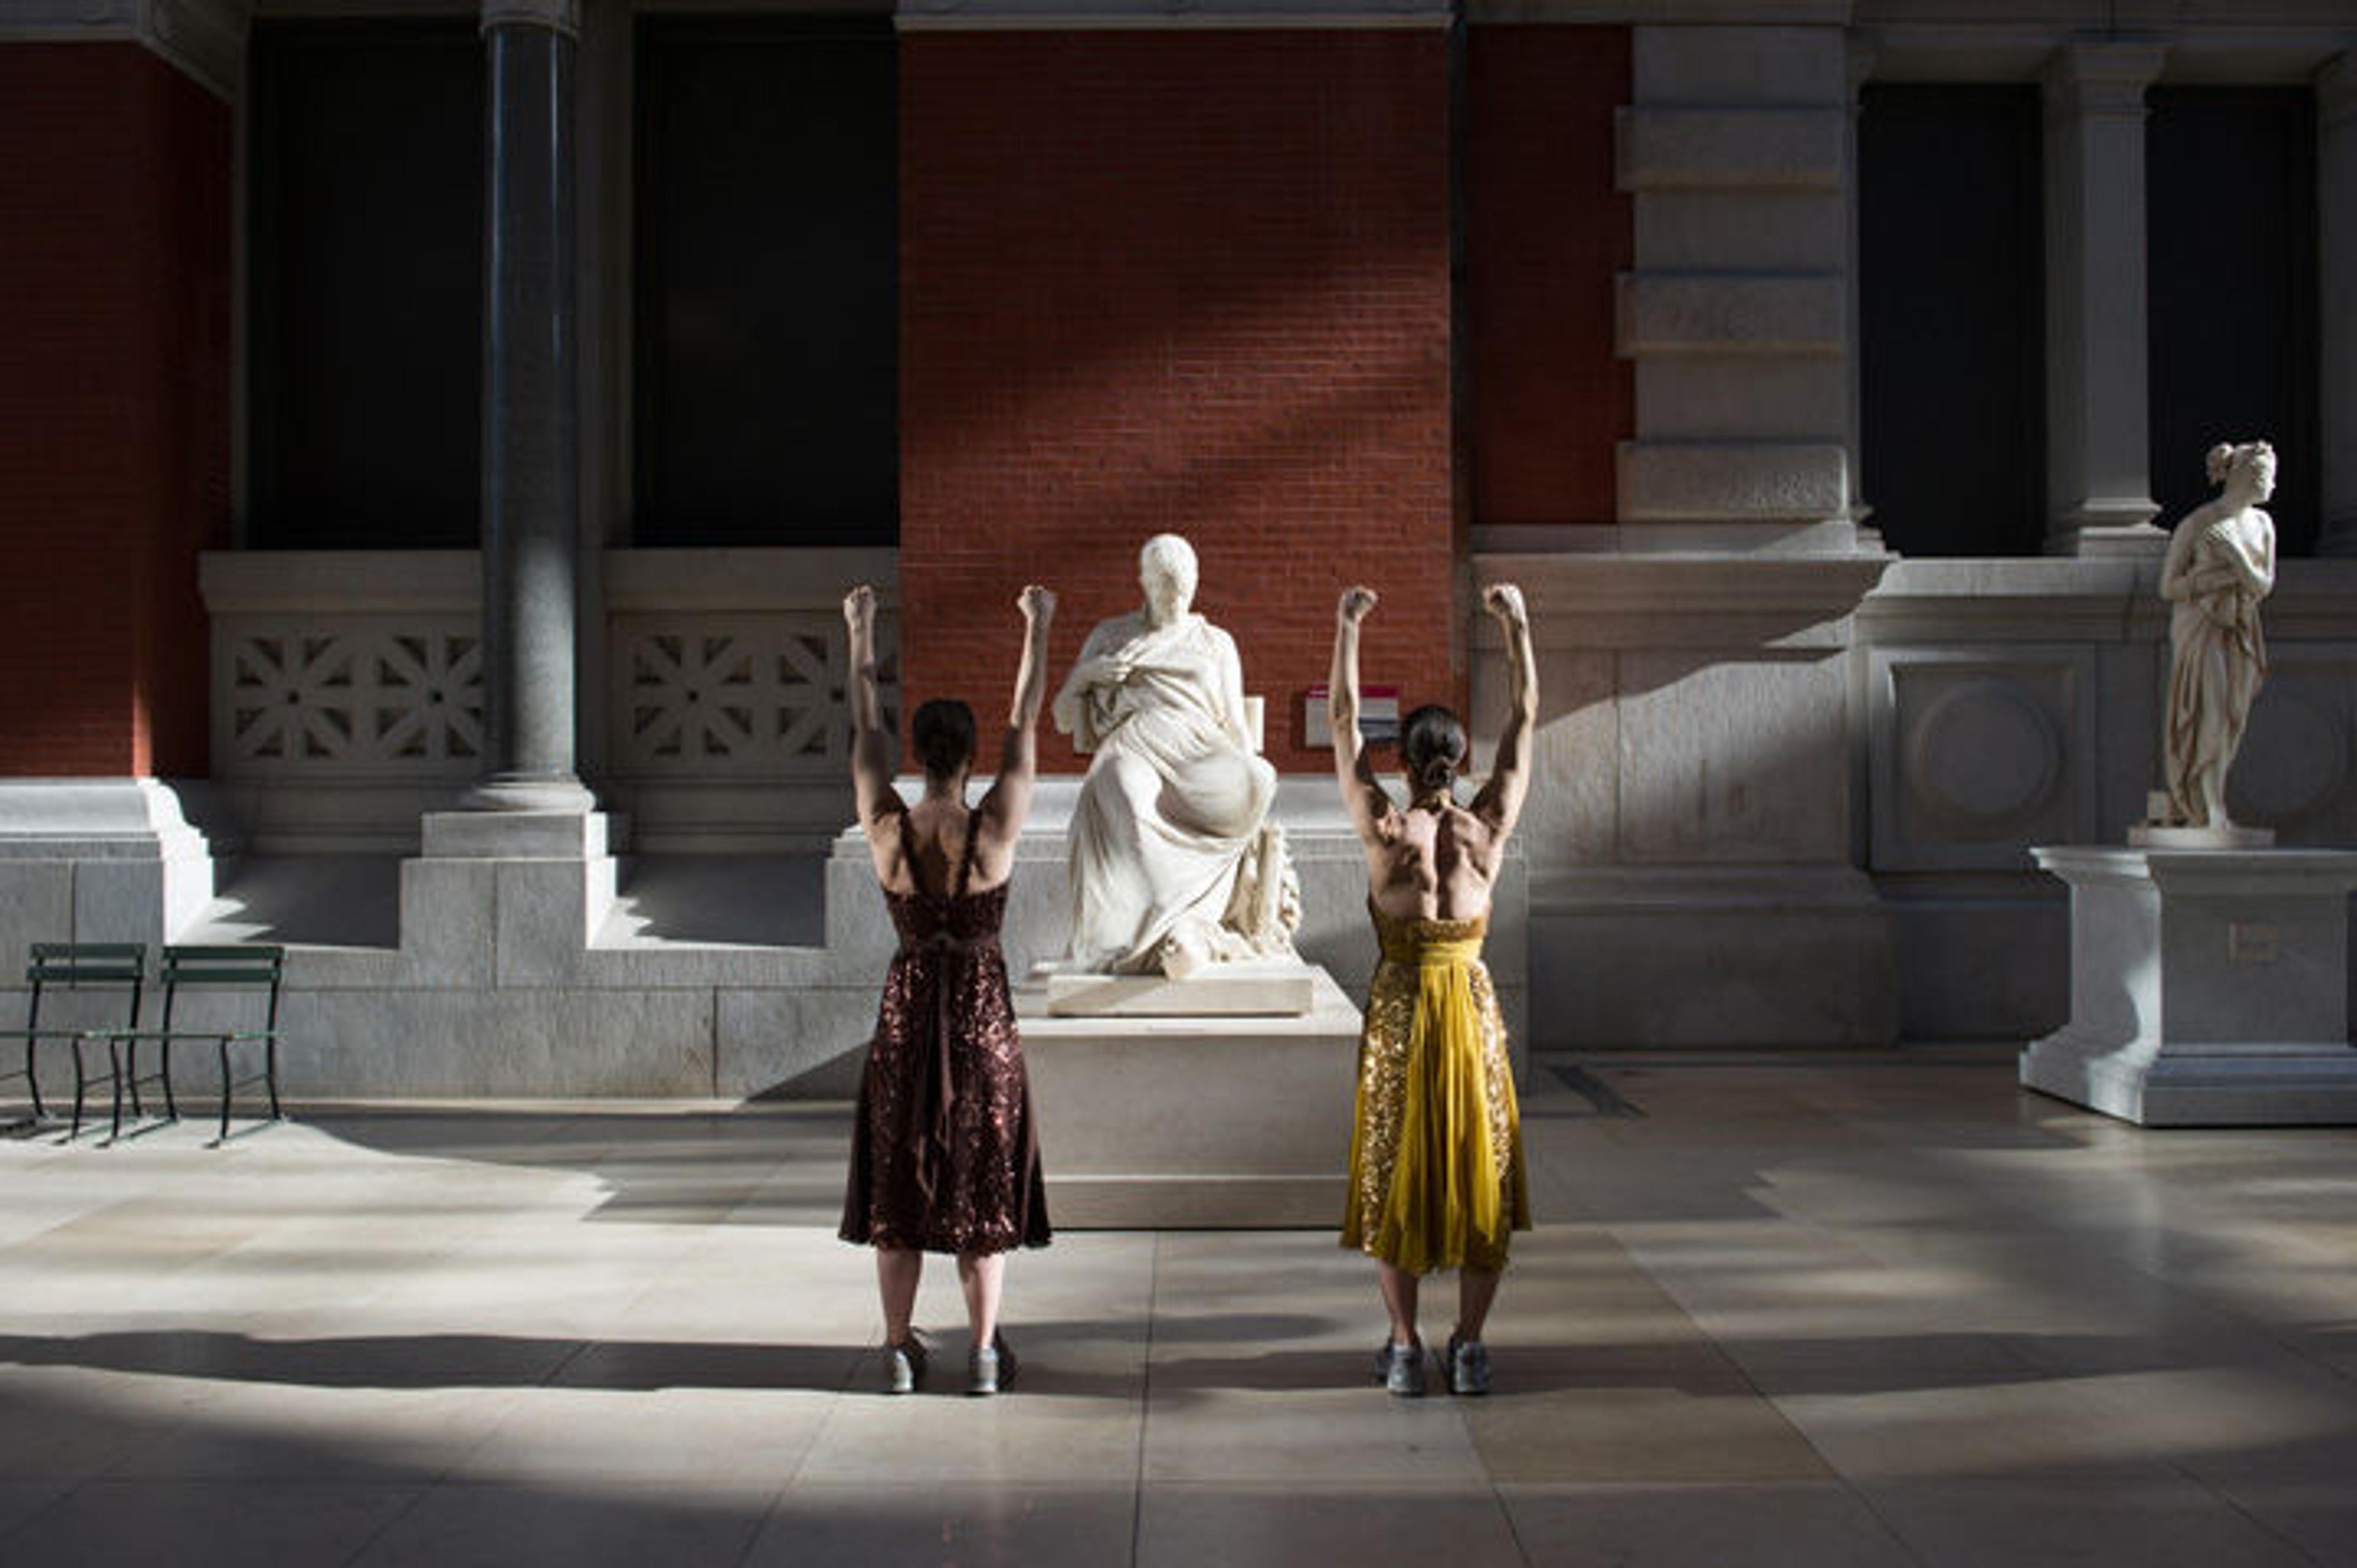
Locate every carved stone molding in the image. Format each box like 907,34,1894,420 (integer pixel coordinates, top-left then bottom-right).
1870,648,2096,870
2042,41,2169,122
0,0,251,99
481,0,580,37
2321,52,2357,127
896,0,1447,29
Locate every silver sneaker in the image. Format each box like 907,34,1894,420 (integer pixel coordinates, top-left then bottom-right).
968,1335,1018,1396
882,1336,927,1396
1376,1338,1428,1397
1446,1335,1490,1396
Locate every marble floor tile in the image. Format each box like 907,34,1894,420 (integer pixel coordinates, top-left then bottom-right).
350,1477,775,1568
1142,1385,1487,1483
447,1385,836,1489
2199,1478,2357,1568
2,1062,2354,1565
1464,1377,1836,1485
9,1478,424,1568
750,1481,1138,1568
795,1380,1145,1485
1500,1481,1918,1568
1136,1480,1525,1568
1861,1476,2317,1568
104,1381,522,1483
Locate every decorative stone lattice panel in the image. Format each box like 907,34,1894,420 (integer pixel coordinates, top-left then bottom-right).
610,614,897,779
217,618,484,779
1871,647,2097,871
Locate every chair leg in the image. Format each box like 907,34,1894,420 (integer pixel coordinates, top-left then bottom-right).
266,1035,282,1121
25,1038,44,1122
107,1039,126,1142
218,1035,233,1143
125,1038,143,1119
69,1037,89,1141
161,1038,178,1122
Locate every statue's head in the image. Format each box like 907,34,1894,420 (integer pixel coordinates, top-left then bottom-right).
911,697,977,782
1139,534,1198,623
2205,440,2276,503
1401,704,1468,800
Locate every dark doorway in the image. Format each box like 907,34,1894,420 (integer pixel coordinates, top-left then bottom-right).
2146,86,2320,557
633,17,898,546
247,20,484,549
1859,84,2046,557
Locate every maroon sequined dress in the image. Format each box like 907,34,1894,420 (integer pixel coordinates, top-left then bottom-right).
840,818,1051,1256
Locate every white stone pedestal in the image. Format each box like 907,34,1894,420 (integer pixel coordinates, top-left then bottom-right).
1040,959,1317,1018
2021,845,2357,1126
1017,967,1361,1227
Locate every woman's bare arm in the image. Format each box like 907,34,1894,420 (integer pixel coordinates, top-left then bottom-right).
843,585,905,879
1471,582,1538,844
977,585,1056,854
1330,587,1396,848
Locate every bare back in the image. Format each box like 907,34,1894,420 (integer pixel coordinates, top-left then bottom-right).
1328,580,1535,925
1361,796,1509,922
864,787,1021,898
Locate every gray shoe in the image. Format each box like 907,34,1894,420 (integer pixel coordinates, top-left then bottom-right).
1376,1338,1427,1397
1446,1335,1490,1396
968,1335,1018,1396
882,1336,927,1396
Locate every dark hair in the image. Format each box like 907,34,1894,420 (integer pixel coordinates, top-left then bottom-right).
911,698,976,781
1400,704,1467,795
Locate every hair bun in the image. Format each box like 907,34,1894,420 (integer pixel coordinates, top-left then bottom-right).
2205,442,2235,484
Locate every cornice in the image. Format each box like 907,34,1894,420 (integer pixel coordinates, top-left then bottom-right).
896,0,1449,31
2043,39,2169,119
0,0,251,99
2321,51,2357,128
480,0,580,39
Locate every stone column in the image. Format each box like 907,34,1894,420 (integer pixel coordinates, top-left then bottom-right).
470,0,594,813
1843,39,1875,538
2042,42,2167,556
2320,54,2357,558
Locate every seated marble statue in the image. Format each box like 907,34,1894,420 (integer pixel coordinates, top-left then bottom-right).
2159,439,2278,831
1050,534,1298,977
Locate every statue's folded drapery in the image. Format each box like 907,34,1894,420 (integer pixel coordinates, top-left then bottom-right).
1057,609,1287,973
2165,514,2272,827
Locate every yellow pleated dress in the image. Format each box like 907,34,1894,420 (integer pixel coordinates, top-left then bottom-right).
1342,905,1530,1275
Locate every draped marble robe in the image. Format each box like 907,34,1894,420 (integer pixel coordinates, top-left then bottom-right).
1053,608,1289,973
2162,506,2275,829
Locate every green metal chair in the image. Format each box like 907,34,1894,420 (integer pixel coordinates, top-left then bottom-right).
0,943,145,1140
106,945,288,1143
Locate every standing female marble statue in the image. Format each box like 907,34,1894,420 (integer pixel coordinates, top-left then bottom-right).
1051,534,1295,976
2159,440,2278,832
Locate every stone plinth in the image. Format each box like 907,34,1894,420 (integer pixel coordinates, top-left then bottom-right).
1041,960,1316,1018
1017,967,1361,1228
2021,845,2357,1126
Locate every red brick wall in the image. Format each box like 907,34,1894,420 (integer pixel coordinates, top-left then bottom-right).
1466,26,1631,529
0,44,230,778
899,31,1453,775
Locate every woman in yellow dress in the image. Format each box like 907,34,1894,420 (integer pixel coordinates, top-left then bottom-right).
1329,581,1536,1397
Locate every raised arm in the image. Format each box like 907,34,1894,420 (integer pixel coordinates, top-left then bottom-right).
1471,582,1537,842
977,585,1057,852
843,585,900,830
1329,586,1396,846
843,585,907,888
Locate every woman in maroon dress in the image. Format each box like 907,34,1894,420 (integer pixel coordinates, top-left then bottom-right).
840,582,1056,1396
